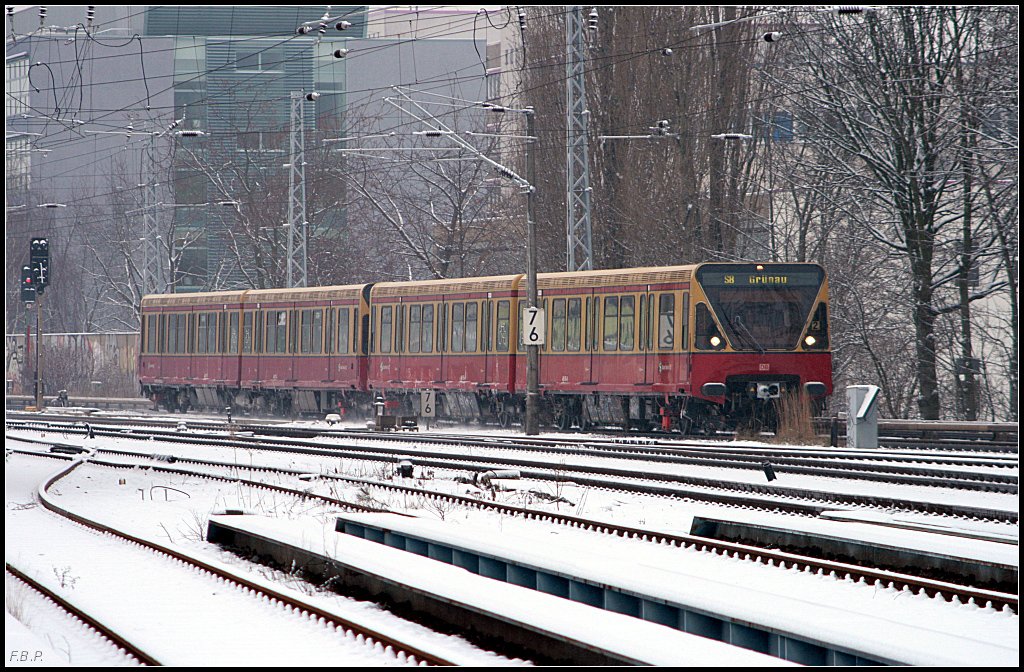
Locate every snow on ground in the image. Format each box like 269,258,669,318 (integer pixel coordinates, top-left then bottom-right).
4,453,525,666
5,423,1019,666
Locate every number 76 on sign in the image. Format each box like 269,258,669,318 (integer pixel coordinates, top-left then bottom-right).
521,306,545,346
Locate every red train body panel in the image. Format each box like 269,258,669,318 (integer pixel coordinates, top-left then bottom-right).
139,263,832,431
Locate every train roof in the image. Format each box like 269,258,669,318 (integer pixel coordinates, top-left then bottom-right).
537,265,696,290
371,274,523,298
140,263,824,309
141,283,366,308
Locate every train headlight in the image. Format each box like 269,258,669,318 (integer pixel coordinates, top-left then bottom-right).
709,335,721,348
804,335,816,347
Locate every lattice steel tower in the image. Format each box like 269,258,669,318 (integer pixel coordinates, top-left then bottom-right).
566,6,594,271
287,92,310,288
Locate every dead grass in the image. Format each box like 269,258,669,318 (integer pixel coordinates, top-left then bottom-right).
773,391,822,445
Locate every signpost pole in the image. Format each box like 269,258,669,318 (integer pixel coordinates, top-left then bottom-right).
525,109,540,436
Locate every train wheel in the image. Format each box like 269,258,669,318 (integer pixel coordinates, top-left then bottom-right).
497,410,512,428
677,416,693,435
552,403,574,431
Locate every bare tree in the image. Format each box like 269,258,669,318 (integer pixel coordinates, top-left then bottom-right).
776,7,1013,419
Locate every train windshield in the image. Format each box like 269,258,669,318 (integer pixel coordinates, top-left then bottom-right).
696,264,824,351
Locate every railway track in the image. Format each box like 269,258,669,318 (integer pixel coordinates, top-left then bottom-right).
11,441,1017,615
5,563,159,665
7,407,1017,451
8,418,1018,523
10,451,460,666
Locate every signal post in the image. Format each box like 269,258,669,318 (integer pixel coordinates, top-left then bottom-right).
21,239,50,410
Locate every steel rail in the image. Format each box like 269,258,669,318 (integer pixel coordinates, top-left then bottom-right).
9,422,1018,523
5,563,161,665
15,447,1016,615
29,455,457,666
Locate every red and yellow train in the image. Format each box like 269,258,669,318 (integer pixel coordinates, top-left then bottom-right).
138,262,831,432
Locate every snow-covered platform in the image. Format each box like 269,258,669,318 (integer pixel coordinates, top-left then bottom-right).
327,511,1018,666
691,512,1017,591
207,513,792,666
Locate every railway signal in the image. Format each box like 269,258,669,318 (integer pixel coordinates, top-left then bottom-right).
20,265,36,303
30,237,49,293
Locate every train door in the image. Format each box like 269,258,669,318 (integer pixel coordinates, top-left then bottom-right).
482,298,492,387
640,290,653,386
583,291,596,384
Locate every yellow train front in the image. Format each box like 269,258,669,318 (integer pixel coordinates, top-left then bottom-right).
684,262,832,432
138,262,831,433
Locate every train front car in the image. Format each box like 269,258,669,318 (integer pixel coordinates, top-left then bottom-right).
688,262,831,431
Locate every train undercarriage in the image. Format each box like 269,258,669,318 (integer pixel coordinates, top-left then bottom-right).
142,383,819,435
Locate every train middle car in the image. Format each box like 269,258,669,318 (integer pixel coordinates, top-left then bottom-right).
138,262,832,432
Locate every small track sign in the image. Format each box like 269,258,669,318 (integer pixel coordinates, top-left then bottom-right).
522,306,545,345
420,389,436,417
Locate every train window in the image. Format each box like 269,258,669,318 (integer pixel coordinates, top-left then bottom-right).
337,308,350,354
158,314,166,353
166,315,175,354
517,301,526,351
496,300,510,352
396,305,405,353
466,302,478,352
254,311,262,353
146,315,157,353
603,297,619,351
300,309,312,353
681,293,689,350
210,313,219,353
638,295,646,351
181,315,191,356
276,311,288,353
313,310,322,354
220,313,229,353
659,294,675,350
409,305,421,353
695,302,724,351
482,301,491,352
583,297,591,351
228,313,238,353
380,306,393,354
567,298,581,351
290,310,299,354
198,314,208,353
325,308,334,354
619,296,635,351
451,303,465,353
264,312,274,353
422,304,434,353
243,312,253,353
438,304,447,353
551,299,566,352
647,294,655,350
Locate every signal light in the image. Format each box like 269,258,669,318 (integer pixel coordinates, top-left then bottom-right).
21,265,36,303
